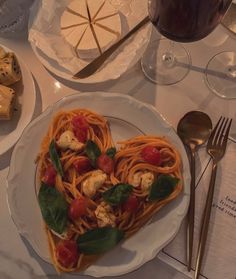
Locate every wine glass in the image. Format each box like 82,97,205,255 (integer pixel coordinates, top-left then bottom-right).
141,0,232,85
205,2,236,99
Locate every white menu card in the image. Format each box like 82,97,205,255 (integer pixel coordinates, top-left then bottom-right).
159,139,236,279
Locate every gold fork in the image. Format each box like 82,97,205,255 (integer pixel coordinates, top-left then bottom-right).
194,117,232,279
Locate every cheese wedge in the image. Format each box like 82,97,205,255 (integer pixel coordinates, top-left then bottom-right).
60,0,121,59
0,84,15,120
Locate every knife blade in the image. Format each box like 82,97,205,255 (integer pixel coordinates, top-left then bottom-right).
73,16,150,79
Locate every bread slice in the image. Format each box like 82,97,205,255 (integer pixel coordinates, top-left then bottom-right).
0,84,15,120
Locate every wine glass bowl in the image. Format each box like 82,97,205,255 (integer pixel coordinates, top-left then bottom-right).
142,0,234,89
148,0,232,42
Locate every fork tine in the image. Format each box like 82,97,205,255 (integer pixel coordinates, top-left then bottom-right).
208,116,223,146
218,118,229,147
222,118,232,150
214,117,226,146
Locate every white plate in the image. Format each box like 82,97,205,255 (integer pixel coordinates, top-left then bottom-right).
28,0,151,84
7,92,190,277
0,44,36,156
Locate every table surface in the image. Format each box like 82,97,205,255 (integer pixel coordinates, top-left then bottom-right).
0,21,236,279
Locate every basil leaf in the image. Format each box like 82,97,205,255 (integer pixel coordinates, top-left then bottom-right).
38,183,68,234
78,227,124,255
149,174,179,201
49,140,64,177
85,140,101,167
106,147,116,159
102,184,133,206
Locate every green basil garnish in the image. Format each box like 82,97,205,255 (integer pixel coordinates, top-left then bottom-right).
77,227,124,255
85,140,101,167
49,140,64,177
38,183,68,234
102,184,133,206
148,174,179,201
106,147,116,159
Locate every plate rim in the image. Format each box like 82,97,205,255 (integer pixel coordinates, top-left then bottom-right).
7,92,190,277
0,44,36,156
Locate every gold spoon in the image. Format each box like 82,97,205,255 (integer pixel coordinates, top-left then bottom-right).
177,111,212,272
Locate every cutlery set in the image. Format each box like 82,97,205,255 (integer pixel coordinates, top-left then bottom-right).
177,113,232,279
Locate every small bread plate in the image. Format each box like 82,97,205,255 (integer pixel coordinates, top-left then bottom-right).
0,44,36,156
7,92,190,277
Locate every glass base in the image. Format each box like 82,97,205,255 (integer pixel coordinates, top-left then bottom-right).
141,38,191,85
205,51,236,99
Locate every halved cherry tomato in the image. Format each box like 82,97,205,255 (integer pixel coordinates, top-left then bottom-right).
69,197,88,220
122,195,139,213
97,153,114,174
72,115,89,131
43,165,56,186
56,240,79,268
73,158,93,174
72,115,89,143
141,146,161,165
74,128,87,143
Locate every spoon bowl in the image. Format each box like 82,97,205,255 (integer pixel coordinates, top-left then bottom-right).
177,111,212,148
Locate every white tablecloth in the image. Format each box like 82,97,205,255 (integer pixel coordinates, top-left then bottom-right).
0,22,236,279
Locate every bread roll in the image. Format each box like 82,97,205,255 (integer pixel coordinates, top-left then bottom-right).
0,52,21,86
0,84,15,120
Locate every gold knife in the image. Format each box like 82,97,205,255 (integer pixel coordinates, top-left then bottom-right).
73,16,150,79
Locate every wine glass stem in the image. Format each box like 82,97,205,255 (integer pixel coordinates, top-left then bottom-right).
162,52,175,68
226,66,236,78
162,42,176,68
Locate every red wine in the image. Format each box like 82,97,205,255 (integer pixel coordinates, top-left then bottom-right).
149,0,232,42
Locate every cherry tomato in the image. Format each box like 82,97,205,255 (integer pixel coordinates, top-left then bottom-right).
73,158,93,174
43,165,56,186
72,115,89,131
56,240,79,268
122,195,139,213
74,128,87,143
69,197,88,220
141,146,161,165
97,154,114,174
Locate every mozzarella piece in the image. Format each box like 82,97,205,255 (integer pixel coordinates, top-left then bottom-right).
95,201,116,228
129,171,155,192
140,172,155,192
60,0,121,59
57,130,84,151
50,229,69,240
82,170,107,198
128,171,143,187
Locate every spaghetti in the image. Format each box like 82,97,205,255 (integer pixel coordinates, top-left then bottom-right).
36,110,183,273
111,135,183,237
